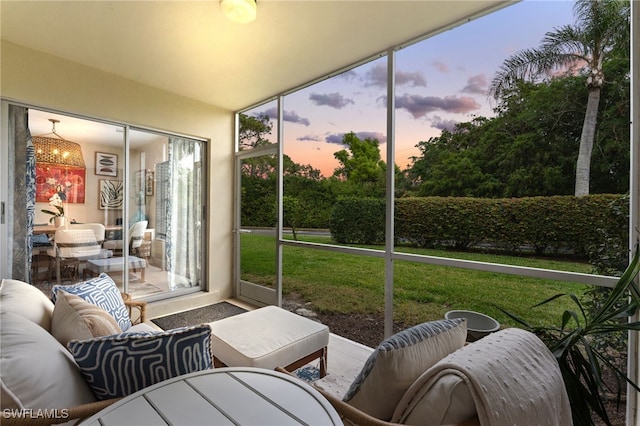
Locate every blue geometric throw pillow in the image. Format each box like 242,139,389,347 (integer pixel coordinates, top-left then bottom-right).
67,324,213,400
51,273,131,331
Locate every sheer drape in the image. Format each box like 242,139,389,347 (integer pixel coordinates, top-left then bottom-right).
166,137,202,290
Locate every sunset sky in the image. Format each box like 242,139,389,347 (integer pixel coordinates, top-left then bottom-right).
247,0,576,177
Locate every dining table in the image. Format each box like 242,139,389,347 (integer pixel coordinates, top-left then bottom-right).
33,224,122,235
78,367,342,425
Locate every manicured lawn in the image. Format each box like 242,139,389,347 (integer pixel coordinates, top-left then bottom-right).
241,233,594,328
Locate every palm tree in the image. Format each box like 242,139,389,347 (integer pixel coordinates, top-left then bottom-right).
488,0,629,196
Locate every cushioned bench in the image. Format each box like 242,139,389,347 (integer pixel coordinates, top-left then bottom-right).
209,306,329,377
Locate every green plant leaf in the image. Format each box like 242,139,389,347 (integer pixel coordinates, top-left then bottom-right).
493,305,532,328
592,247,640,324
532,292,568,307
497,242,640,425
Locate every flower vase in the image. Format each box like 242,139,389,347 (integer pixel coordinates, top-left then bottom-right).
54,216,66,228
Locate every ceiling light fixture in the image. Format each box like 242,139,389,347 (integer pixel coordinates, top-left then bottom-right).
33,119,86,168
220,0,256,24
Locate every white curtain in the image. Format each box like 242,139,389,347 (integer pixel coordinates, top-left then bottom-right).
166,137,202,290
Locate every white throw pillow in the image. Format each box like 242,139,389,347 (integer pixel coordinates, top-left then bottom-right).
51,290,122,347
0,311,96,410
0,278,54,331
343,318,467,421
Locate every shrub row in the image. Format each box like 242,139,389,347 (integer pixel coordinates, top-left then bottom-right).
330,195,629,256
330,197,386,244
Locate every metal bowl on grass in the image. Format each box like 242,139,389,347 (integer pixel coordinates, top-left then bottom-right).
445,310,500,342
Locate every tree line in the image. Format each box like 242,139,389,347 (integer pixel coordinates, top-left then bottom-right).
240,0,630,228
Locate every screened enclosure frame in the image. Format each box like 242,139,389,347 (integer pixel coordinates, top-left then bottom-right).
233,4,640,423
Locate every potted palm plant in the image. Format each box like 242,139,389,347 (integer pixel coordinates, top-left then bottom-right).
499,243,640,426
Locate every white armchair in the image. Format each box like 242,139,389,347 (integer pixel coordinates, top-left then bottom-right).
103,221,148,257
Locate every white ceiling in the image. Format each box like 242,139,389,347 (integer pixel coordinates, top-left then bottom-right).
1,1,513,113
27,109,163,149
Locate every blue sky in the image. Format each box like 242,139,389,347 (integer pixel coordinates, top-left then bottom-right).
250,0,576,176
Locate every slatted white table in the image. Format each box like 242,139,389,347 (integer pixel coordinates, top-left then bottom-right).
79,367,341,425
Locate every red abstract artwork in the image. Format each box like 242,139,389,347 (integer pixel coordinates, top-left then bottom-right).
35,165,86,204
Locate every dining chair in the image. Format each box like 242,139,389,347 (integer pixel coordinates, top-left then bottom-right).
47,229,102,284
69,223,106,246
69,223,114,258
103,221,148,258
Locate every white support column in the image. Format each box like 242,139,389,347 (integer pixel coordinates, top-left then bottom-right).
275,95,284,308
384,49,396,338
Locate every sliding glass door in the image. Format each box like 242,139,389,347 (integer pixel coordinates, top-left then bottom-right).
4,103,206,300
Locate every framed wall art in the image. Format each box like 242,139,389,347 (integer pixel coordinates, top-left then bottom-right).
99,180,124,209
35,165,86,204
95,152,118,176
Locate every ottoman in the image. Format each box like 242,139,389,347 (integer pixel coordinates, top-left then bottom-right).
209,305,329,377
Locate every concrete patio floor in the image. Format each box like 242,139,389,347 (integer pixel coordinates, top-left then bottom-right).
313,333,373,398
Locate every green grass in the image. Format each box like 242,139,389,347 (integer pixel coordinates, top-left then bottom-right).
241,233,594,329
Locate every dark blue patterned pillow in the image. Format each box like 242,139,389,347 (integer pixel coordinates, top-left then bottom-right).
51,273,131,331
67,324,213,400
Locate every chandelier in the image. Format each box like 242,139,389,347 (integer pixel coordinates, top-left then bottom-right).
33,119,86,168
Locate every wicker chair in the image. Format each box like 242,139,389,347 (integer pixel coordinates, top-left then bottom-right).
276,367,480,426
120,291,147,324
276,366,480,426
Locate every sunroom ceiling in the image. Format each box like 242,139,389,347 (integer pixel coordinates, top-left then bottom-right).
1,1,513,112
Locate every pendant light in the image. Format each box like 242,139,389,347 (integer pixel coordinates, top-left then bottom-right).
33,119,86,168
220,0,257,24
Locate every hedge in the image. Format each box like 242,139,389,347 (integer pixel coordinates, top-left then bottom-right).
330,195,629,256
330,197,386,244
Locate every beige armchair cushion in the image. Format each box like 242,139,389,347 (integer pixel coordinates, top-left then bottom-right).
392,328,572,426
0,278,54,331
51,290,122,347
0,311,96,410
392,371,476,424
343,318,467,421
